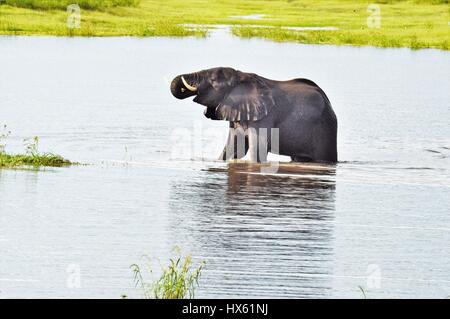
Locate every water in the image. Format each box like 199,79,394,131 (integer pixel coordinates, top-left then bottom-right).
0,34,449,299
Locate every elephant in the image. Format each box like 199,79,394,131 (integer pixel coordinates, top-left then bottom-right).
170,67,337,163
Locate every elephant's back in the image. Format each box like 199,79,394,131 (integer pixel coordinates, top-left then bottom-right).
286,78,321,88
276,79,332,115
271,78,337,136
272,79,337,161
282,78,331,106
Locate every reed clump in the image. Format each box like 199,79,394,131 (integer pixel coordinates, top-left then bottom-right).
131,253,205,299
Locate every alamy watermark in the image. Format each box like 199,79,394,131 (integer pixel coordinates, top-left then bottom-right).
367,4,381,29
169,121,280,173
66,264,81,289
67,4,81,29
366,264,382,289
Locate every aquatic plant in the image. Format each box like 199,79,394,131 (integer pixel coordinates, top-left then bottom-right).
358,285,367,299
0,126,73,169
131,253,205,299
0,124,11,153
23,136,39,156
0,152,72,168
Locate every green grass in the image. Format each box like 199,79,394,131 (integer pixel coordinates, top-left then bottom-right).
0,0,448,49
130,253,205,299
0,152,72,168
2,0,140,10
0,127,73,169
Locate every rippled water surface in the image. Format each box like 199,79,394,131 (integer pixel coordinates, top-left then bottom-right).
0,35,449,298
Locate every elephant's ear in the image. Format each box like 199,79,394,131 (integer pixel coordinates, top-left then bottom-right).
215,75,275,122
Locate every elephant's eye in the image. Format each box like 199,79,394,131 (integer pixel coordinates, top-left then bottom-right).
181,88,186,93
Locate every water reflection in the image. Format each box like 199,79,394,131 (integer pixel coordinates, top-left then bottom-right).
224,161,335,193
169,162,337,298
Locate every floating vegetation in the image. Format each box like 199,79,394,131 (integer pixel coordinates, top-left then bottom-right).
0,125,73,169
0,152,72,168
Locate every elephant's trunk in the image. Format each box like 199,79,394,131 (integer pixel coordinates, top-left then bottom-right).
170,74,198,99
181,76,197,92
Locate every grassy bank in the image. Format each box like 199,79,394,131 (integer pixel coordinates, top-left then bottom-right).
0,0,448,49
1,0,140,10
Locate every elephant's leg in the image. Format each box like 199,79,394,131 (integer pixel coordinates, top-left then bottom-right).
248,127,268,163
219,126,248,160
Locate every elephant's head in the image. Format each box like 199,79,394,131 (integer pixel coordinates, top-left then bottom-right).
170,67,275,122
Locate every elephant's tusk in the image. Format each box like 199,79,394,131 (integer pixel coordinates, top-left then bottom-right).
181,76,197,92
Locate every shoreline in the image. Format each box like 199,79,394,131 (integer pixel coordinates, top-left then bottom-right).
1,32,448,53
0,0,448,50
